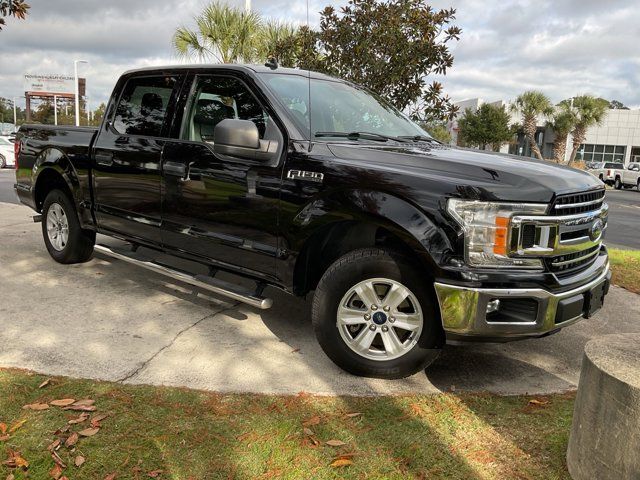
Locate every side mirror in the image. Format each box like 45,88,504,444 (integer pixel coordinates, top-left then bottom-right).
213,119,278,162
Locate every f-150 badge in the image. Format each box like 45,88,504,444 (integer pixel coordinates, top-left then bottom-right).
287,170,324,183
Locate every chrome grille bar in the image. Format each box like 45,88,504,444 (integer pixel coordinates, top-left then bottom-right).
553,198,603,210
551,247,601,267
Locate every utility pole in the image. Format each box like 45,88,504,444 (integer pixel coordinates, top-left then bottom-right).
54,95,58,126
245,0,250,12
74,60,88,127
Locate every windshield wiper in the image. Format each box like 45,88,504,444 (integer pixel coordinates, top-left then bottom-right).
314,131,408,143
397,135,439,143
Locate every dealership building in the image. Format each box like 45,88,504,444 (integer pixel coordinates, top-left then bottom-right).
448,98,640,165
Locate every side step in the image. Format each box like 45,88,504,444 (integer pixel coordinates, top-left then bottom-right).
94,244,273,310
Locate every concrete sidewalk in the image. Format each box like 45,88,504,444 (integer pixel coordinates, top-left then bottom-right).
1,201,639,396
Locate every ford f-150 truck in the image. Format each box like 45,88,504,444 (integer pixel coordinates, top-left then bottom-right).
14,64,611,379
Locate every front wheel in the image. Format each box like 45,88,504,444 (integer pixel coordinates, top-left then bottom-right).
42,189,95,264
615,177,622,189
312,248,442,379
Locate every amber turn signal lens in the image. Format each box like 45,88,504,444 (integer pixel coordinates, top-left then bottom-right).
493,217,509,255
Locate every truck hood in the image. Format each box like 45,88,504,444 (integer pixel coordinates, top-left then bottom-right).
326,142,603,203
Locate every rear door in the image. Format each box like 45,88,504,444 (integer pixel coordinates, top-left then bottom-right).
91,73,184,245
160,73,285,280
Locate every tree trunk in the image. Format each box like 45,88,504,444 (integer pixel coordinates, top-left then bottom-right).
523,115,543,160
552,134,568,163
569,125,586,165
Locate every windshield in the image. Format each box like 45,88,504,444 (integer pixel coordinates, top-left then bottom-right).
260,73,431,141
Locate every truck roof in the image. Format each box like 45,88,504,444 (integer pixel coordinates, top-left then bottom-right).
121,64,340,82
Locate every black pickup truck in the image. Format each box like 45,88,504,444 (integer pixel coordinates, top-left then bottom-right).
14,64,611,379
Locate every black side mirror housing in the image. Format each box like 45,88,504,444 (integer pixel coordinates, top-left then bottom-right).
213,119,278,162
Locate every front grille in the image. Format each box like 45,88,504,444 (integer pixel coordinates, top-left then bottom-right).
551,189,605,216
547,245,601,276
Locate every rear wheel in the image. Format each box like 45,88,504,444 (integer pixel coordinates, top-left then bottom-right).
42,189,95,264
312,248,442,379
637,179,640,192
615,177,622,189
0,154,6,168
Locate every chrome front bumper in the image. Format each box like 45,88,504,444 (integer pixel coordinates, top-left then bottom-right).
434,263,611,339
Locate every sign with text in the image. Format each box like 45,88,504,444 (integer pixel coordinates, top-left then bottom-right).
24,74,76,95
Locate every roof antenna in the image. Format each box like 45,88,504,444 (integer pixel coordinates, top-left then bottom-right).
264,58,278,70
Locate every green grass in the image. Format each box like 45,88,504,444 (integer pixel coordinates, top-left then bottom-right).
0,369,574,479
609,249,640,294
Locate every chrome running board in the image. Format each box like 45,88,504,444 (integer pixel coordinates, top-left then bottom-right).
94,244,273,310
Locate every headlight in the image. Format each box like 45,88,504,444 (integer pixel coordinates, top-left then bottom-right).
447,199,547,269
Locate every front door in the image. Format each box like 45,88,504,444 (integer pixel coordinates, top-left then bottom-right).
92,73,182,245
161,74,284,281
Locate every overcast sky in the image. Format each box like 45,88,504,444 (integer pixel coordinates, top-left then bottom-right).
0,0,638,111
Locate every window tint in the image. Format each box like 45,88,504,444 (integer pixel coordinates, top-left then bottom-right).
113,76,177,137
604,163,620,169
184,76,268,142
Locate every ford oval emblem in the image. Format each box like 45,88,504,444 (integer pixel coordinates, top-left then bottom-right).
590,219,604,241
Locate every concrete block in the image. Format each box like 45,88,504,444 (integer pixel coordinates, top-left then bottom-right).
567,334,640,479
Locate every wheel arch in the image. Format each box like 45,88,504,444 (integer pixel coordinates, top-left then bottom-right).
32,148,83,214
290,190,451,295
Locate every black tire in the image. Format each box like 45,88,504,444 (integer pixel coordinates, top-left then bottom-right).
637,179,640,192
0,154,6,168
615,177,622,189
312,248,443,379
42,189,95,264
598,174,604,182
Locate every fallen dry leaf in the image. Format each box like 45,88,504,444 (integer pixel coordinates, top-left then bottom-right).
78,427,100,437
0,423,6,435
330,458,353,468
6,473,15,480
47,439,61,452
303,427,314,436
63,405,97,412
8,420,26,433
49,464,63,479
302,416,321,427
23,403,49,411
73,400,95,407
326,439,347,447
68,413,89,425
2,449,29,469
104,473,117,480
344,412,362,418
50,399,76,407
39,379,51,389
74,455,85,467
51,451,67,468
0,435,10,442
147,470,163,478
528,399,550,406
53,425,70,435
65,432,79,448
90,414,108,428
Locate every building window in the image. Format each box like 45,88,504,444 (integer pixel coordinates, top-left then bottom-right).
576,144,625,163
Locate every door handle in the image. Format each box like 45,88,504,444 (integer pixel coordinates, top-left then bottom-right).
95,153,114,167
163,161,188,179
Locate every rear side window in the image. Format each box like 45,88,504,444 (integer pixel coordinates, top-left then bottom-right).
113,76,178,137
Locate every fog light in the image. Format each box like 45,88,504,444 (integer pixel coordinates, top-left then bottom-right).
486,299,501,314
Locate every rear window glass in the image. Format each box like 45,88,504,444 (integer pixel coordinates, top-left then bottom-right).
604,163,621,168
113,76,177,137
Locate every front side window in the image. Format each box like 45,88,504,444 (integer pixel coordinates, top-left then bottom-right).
113,76,177,137
183,76,268,142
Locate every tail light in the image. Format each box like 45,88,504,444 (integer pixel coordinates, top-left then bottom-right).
14,139,20,170
607,169,611,176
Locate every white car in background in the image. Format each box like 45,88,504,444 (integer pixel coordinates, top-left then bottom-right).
0,136,15,168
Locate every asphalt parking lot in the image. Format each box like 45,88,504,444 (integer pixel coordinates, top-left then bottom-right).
0,169,639,395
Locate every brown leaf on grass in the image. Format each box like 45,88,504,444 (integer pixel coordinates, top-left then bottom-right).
60,477,69,480
326,439,347,447
74,455,85,467
51,451,67,468
47,439,61,452
330,458,353,468
50,399,76,407
53,425,70,435
49,463,63,479
303,427,315,436
72,400,95,407
65,432,79,448
78,427,100,437
8,420,26,433
0,423,7,435
104,473,117,480
39,379,51,389
22,402,49,411
68,413,89,425
90,414,108,428
302,415,321,427
2,449,29,469
0,435,9,442
6,473,15,480
528,399,550,407
147,470,163,478
344,412,362,418
63,405,96,412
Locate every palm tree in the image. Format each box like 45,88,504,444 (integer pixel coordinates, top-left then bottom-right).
547,101,576,163
173,2,263,64
260,20,298,63
510,91,553,161
568,95,609,165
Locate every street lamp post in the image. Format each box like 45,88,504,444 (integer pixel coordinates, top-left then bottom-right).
74,60,88,127
54,95,58,126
